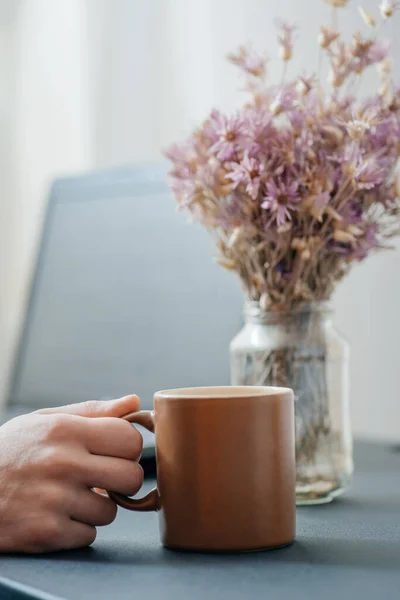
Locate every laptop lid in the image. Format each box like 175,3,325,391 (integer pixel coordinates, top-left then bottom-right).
9,164,243,411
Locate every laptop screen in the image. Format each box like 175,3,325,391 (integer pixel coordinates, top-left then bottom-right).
10,165,243,410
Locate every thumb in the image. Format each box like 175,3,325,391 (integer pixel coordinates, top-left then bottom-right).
35,395,140,418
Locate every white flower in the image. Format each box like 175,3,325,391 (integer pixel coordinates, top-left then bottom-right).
346,118,371,140
342,107,380,141
379,1,399,19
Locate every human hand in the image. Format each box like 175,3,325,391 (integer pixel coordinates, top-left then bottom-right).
0,395,143,553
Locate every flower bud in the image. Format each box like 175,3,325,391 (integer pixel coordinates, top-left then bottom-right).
358,6,376,27
333,229,355,244
380,1,398,19
214,257,237,271
300,248,311,261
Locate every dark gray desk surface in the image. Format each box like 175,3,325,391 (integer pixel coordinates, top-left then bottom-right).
1,410,400,600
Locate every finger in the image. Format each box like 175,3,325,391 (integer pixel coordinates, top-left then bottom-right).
86,455,144,496
69,488,118,527
35,395,140,419
58,520,97,551
29,518,97,553
84,417,143,460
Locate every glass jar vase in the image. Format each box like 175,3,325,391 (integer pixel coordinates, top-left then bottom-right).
230,301,353,505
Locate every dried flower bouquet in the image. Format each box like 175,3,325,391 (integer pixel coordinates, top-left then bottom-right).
165,0,400,499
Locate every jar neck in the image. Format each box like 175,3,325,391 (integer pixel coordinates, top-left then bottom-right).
244,300,332,326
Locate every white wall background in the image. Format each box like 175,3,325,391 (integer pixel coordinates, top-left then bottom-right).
0,0,399,441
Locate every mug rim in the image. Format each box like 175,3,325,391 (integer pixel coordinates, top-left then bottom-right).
154,385,293,400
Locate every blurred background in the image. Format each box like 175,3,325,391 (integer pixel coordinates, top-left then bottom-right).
0,0,399,441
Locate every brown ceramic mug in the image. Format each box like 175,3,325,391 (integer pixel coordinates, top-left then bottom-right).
107,385,295,552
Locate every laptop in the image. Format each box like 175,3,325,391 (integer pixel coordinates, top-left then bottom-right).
8,164,243,457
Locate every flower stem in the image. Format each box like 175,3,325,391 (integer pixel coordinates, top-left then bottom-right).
332,7,338,30
281,61,288,84
317,48,323,81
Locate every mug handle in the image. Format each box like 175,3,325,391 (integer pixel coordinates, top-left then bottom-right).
106,411,160,511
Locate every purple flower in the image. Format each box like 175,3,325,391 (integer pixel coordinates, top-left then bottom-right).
196,164,218,190
243,109,273,152
341,105,381,140
341,201,363,225
367,41,391,65
228,46,267,77
164,28,400,304
209,111,245,161
203,109,221,144
343,142,362,166
289,109,306,132
328,41,352,87
164,142,197,197
340,142,386,191
370,116,400,152
269,84,296,114
276,20,297,62
352,224,378,260
168,174,197,206
314,191,331,211
296,73,316,96
226,152,265,200
262,179,300,226
353,159,385,190
164,142,193,165
351,35,391,74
